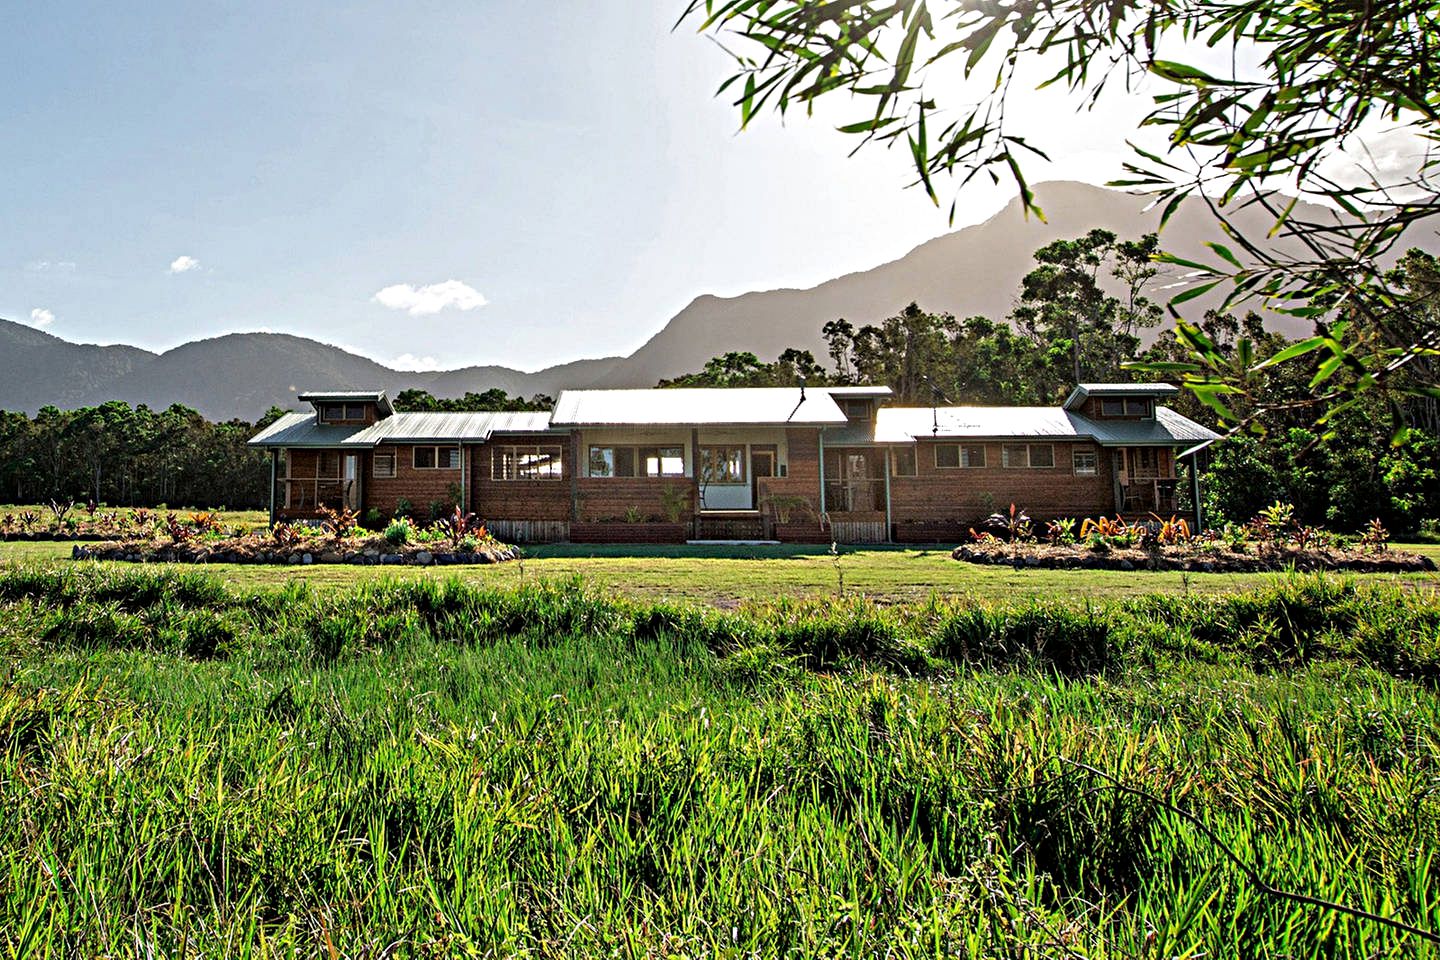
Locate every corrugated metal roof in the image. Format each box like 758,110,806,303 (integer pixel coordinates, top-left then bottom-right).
249,409,556,447
874,405,1218,446
247,412,376,448
551,388,848,426
821,385,894,397
1063,382,1179,410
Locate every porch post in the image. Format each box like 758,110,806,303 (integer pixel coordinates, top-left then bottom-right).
569,431,581,522
882,447,893,542
817,429,827,517
268,450,277,528
1190,453,1203,532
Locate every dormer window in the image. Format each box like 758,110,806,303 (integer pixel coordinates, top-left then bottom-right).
838,399,872,420
1100,397,1153,418
319,403,367,423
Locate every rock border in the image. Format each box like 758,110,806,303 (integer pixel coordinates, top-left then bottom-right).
952,543,1436,574
72,541,521,567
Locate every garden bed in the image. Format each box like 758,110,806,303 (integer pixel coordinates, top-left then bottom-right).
952,541,1436,574
72,535,519,566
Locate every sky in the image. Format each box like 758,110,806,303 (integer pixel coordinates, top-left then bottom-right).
0,2,1242,372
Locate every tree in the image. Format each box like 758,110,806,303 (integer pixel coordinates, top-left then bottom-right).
678,0,1440,429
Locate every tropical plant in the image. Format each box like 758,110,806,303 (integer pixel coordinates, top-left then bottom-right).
660,484,692,523
1359,518,1391,553
1045,517,1077,546
271,523,302,549
317,506,360,542
384,518,413,547
980,503,1032,543
163,513,194,544
437,506,486,548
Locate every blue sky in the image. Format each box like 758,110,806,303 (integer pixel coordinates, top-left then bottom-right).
3,1,1158,371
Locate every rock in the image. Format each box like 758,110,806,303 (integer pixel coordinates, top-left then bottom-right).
363,549,380,558
301,553,313,565
381,554,403,565
287,554,301,565
1118,559,1136,571
1025,556,1041,567
415,551,433,566
319,551,342,564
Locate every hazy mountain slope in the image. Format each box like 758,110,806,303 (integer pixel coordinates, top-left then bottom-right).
592,181,1358,387
0,318,157,412
73,333,623,422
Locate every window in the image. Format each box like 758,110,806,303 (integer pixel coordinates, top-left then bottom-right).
642,446,685,477
321,404,344,422
1072,448,1098,476
1003,444,1052,468
961,444,986,468
892,447,917,477
373,452,396,479
1125,398,1153,417
934,444,960,469
839,399,871,420
345,403,366,421
317,451,339,477
700,446,745,483
492,445,564,481
1101,398,1126,417
414,446,460,470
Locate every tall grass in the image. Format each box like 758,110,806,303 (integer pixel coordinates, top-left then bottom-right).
0,565,1436,955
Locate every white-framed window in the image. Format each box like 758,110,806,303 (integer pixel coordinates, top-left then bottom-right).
373,452,396,479
414,446,460,470
1073,448,1098,476
700,446,745,483
892,447,917,477
641,446,685,477
961,444,986,468
492,445,564,481
1003,443,1055,468
934,444,960,469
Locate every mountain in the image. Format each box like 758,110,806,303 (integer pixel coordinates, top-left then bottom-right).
8,181,1429,420
0,320,156,412
593,180,1367,387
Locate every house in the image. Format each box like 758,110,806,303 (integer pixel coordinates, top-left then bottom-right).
248,382,1219,543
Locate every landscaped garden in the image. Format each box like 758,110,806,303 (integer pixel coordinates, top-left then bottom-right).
0,563,1436,955
958,502,1437,574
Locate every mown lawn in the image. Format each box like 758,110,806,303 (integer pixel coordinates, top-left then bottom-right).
0,565,1436,956
4,538,1438,605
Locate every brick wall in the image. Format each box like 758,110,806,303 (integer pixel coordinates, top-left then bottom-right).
889,439,1117,524
756,428,823,519
365,444,463,519
472,435,573,521
575,478,694,522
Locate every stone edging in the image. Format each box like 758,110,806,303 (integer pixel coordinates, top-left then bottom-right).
952,544,1437,574
72,543,521,566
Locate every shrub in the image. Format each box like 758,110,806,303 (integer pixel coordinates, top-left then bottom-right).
384,519,412,547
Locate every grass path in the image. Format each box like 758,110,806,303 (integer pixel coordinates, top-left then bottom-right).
5,538,1437,605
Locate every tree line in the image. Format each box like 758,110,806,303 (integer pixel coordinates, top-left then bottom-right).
662,235,1440,534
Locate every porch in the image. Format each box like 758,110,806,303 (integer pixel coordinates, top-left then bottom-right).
1112,446,1180,516
275,449,362,517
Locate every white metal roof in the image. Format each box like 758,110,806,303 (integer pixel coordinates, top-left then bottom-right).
297,389,395,416
551,387,848,426
872,405,1218,446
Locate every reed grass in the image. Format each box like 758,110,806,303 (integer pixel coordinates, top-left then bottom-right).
0,564,1436,956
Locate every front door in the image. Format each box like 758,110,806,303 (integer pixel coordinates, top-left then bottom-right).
751,446,776,506
343,454,361,511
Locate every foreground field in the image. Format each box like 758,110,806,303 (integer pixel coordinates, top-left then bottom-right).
0,565,1437,956
6,538,1440,605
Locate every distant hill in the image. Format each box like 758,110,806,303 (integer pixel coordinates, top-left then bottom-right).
8,181,1430,420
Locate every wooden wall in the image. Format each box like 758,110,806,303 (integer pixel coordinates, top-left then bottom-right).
471,435,572,521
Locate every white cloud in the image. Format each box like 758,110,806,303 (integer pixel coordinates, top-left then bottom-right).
169,255,201,274
29,308,55,328
24,260,77,275
372,279,488,316
391,353,445,372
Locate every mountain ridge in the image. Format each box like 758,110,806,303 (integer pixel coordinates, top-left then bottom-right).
6,181,1426,420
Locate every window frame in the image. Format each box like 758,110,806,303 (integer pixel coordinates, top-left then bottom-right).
934,444,961,469
961,444,986,468
1027,444,1055,469
413,445,460,470
492,444,565,481
1125,397,1154,418
891,447,917,477
373,451,397,479
1100,398,1126,417
641,446,686,478
1072,447,1099,476
699,445,746,484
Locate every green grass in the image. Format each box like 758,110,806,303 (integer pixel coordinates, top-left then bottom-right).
5,538,1438,605
0,565,1438,955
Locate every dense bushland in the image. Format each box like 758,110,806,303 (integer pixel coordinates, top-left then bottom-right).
0,566,1437,955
